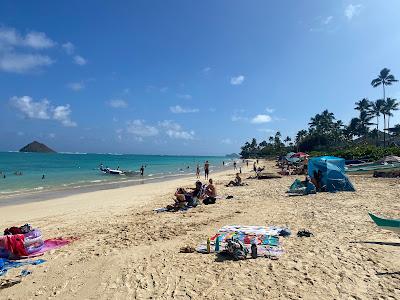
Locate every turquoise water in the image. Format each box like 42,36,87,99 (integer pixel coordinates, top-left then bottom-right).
0,152,228,196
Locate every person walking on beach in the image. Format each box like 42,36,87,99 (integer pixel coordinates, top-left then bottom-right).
246,160,249,167
253,162,257,173
233,161,237,170
223,161,225,166
196,164,200,179
140,165,144,176
204,161,210,180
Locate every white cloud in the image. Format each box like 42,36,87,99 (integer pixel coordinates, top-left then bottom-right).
52,105,77,127
251,114,272,124
126,120,159,137
24,31,56,49
160,86,168,93
62,42,75,55
170,105,199,114
108,99,128,108
0,27,55,49
159,120,195,140
48,133,56,138
166,129,195,140
231,115,247,122
230,75,245,85
17,131,24,136
10,96,77,127
73,55,87,65
322,16,333,25
177,94,192,100
345,4,362,20
11,96,50,119
159,120,181,131
0,27,55,73
0,53,53,73
221,138,232,144
265,107,275,113
67,81,85,91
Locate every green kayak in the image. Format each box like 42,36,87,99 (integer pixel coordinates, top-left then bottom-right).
368,212,400,234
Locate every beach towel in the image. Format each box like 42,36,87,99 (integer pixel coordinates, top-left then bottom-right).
196,225,286,258
0,258,46,276
27,238,73,257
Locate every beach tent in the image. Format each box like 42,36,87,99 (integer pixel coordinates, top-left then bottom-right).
308,156,355,192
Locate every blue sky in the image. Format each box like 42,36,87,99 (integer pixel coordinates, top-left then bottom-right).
1,1,400,155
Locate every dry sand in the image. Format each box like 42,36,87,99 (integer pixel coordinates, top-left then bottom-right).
0,160,399,299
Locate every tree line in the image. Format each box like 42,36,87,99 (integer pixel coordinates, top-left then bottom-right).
240,68,399,158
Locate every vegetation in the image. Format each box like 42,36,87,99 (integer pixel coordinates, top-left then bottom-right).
240,68,399,160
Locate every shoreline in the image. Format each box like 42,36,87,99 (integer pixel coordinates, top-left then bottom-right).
0,165,235,207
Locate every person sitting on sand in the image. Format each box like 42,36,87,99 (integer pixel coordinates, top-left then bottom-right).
311,170,322,191
203,178,217,205
226,173,243,187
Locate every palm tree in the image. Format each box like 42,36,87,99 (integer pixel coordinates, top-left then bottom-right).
354,98,372,112
295,130,308,151
268,136,274,144
371,68,398,102
284,136,291,145
371,68,398,146
370,99,385,145
384,98,399,144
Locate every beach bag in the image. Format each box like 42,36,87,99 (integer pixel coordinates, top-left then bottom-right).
203,197,216,205
226,237,248,260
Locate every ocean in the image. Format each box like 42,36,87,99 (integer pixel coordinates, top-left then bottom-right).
0,152,230,197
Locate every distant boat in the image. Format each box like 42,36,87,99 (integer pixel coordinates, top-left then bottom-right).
368,212,400,235
99,166,124,175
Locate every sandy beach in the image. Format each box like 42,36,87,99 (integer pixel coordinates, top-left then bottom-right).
0,160,399,299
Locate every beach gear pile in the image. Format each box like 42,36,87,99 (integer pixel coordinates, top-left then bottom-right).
0,224,73,260
196,225,289,260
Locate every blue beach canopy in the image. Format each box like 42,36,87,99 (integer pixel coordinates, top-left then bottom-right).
308,156,355,192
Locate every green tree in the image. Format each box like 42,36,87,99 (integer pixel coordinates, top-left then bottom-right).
384,98,399,144
354,98,372,112
371,68,398,102
371,68,398,146
370,99,385,144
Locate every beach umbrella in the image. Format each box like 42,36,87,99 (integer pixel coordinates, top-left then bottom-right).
290,152,308,158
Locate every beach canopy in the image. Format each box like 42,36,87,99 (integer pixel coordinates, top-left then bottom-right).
308,156,355,192
290,152,308,158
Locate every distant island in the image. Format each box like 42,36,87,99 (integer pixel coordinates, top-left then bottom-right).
225,153,240,158
19,141,56,153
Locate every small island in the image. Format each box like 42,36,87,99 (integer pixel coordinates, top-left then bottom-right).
19,141,56,153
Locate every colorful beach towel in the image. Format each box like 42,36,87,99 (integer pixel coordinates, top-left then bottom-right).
0,258,46,276
196,225,286,258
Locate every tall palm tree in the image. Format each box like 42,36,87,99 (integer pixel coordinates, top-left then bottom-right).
372,68,398,146
371,68,398,102
284,136,291,145
384,98,399,144
354,98,372,112
371,99,385,145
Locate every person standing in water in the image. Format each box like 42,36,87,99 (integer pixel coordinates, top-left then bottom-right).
204,160,210,180
140,165,144,176
233,161,237,170
196,164,200,179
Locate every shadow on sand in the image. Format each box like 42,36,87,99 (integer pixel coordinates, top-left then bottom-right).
350,241,400,247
